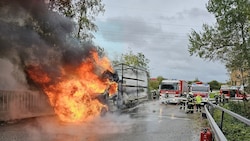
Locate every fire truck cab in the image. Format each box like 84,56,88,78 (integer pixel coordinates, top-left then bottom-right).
220,85,246,100
190,82,210,104
159,79,188,104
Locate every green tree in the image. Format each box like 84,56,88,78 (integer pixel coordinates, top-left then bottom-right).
188,0,250,76
48,0,105,42
149,79,159,91
149,76,164,91
112,50,150,71
156,76,164,83
208,80,221,90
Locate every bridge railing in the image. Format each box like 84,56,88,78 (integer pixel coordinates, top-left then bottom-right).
0,90,54,121
205,101,250,141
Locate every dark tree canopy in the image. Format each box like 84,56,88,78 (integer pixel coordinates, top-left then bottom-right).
48,0,105,42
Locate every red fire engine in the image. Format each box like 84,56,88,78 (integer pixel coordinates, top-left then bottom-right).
190,81,210,104
159,79,188,104
220,85,247,100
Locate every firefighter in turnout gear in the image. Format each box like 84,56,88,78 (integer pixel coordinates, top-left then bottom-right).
179,92,188,110
186,93,195,113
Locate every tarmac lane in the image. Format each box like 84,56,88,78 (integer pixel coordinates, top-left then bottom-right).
0,100,204,141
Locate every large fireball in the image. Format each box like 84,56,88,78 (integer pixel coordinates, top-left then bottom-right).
26,50,117,122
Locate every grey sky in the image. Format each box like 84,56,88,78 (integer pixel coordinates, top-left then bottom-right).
93,0,228,83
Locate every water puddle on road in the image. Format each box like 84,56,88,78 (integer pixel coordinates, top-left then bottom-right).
128,103,192,121
158,107,191,120
129,113,191,121
129,111,191,121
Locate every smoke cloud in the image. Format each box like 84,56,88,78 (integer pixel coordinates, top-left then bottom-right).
0,0,98,90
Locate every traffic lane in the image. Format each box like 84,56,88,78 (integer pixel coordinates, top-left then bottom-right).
0,100,202,141
80,101,201,141
97,101,201,141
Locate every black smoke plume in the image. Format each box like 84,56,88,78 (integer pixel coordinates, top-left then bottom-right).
0,0,99,90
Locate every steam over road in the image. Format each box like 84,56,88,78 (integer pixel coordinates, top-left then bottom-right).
0,101,203,141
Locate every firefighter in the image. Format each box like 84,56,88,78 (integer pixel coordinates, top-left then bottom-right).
179,92,187,110
151,89,158,100
222,93,225,105
179,99,187,110
195,93,202,112
243,92,248,102
215,94,219,105
186,93,195,113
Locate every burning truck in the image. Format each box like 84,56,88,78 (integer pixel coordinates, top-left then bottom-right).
0,0,150,122
25,50,120,122
0,50,120,122
0,0,122,123
0,60,148,122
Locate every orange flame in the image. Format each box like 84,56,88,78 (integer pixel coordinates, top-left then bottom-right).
27,50,117,122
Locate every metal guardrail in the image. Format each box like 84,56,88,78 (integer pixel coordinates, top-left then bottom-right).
208,102,250,126
204,103,227,141
205,101,250,141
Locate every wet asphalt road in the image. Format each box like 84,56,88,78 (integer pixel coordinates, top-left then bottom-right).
0,100,204,141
